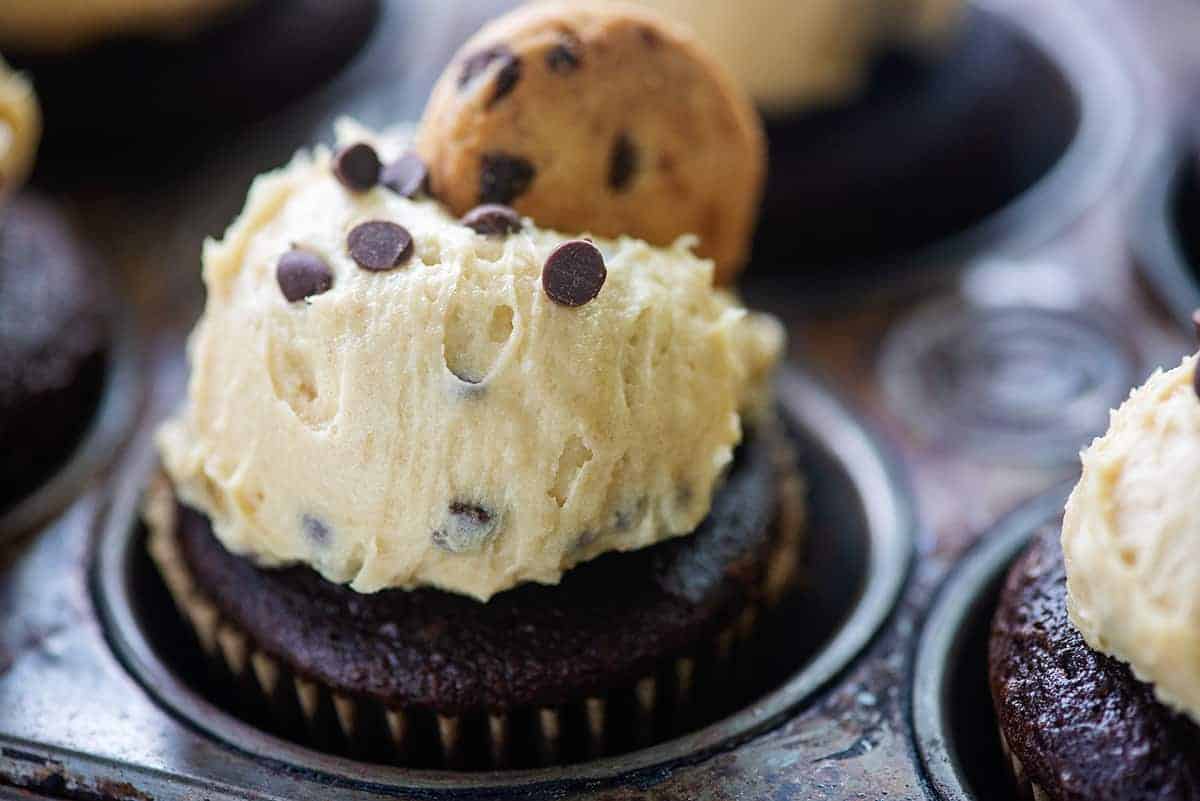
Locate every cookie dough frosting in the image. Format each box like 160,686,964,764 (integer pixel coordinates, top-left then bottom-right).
157,121,783,601
627,0,962,113
0,0,246,53
1063,354,1200,724
0,59,39,204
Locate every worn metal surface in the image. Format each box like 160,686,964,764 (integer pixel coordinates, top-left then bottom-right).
0,0,1195,798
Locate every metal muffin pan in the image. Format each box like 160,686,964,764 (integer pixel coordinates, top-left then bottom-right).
912,482,1073,801
1134,133,1200,332
86,366,914,796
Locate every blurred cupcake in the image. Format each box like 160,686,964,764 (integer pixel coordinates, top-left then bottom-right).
0,60,110,512
144,3,803,768
990,355,1200,799
1,0,379,162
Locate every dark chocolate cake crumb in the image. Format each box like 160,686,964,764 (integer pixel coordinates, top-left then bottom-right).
347,221,413,271
333,142,381,192
543,240,606,307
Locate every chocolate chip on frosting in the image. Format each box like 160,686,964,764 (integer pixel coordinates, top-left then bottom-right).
347,221,413,271
302,514,331,546
381,152,429,198
432,501,500,553
461,204,522,237
608,132,638,192
1194,310,1200,400
332,142,381,192
546,34,582,73
479,152,535,205
542,240,606,307
276,249,333,302
459,45,521,107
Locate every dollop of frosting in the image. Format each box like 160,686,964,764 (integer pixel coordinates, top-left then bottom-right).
157,121,783,601
0,58,39,205
628,0,962,113
0,0,246,53
1064,354,1200,723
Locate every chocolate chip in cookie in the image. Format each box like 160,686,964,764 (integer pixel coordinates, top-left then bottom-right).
543,240,606,307
546,32,582,73
347,221,414,271
479,152,536,205
608,132,639,192
277,249,334,302
459,45,522,108
333,142,381,192
461,204,523,237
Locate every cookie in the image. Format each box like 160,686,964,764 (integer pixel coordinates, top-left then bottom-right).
989,526,1200,801
414,1,765,285
0,194,109,511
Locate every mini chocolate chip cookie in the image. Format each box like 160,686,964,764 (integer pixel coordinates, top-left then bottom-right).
414,1,764,285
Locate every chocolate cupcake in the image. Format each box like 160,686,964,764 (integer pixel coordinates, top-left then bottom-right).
145,7,800,766
990,355,1200,800
0,61,109,512
1,0,378,164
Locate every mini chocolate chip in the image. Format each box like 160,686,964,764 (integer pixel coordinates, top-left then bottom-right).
381,152,428,198
546,34,582,73
347,221,413,271
459,46,521,107
333,142,381,192
302,514,331,546
1192,308,1200,342
461,204,522,236
276,249,333,302
432,501,500,553
639,26,662,48
542,240,606,307
479,152,536,205
1194,362,1200,403
608,132,638,192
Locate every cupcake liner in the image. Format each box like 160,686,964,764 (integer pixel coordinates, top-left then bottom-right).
998,728,1049,801
143,436,805,769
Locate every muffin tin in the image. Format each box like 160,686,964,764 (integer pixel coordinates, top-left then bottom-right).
0,0,1193,797
1134,133,1200,333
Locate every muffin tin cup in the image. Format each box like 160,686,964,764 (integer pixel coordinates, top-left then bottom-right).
1133,132,1199,332
0,306,141,541
911,481,1074,801
92,366,915,792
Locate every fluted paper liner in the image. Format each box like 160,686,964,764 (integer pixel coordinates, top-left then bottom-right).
143,438,805,769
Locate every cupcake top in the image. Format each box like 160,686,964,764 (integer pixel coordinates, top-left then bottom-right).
157,122,783,601
625,0,963,114
0,58,39,205
1063,354,1200,723
0,0,245,53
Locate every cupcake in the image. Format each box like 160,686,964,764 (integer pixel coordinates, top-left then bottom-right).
146,4,802,769
0,0,378,160
0,60,109,513
990,355,1200,799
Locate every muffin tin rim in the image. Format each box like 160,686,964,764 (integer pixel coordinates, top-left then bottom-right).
910,479,1075,801
92,364,916,791
1131,130,1196,333
0,309,141,540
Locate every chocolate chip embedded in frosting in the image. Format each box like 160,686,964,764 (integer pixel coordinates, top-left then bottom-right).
432,501,500,553
276,249,333,302
381,152,428,198
546,33,582,73
302,514,331,546
479,152,535,205
347,221,413,271
543,240,606,307
608,132,638,192
458,45,521,108
460,204,522,237
333,142,381,192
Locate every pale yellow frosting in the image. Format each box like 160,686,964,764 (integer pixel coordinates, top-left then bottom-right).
0,0,247,53
1064,354,1200,724
625,0,962,113
157,121,783,601
0,58,39,204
